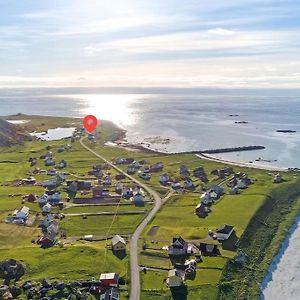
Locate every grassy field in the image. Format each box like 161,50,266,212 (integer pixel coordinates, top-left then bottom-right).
136,157,299,298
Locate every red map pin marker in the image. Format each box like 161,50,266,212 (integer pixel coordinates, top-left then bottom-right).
83,115,98,133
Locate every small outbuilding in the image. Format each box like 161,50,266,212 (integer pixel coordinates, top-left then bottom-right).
111,235,126,252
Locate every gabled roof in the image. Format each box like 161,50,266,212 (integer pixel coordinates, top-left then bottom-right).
100,273,119,281
216,224,234,234
112,235,126,246
172,236,186,247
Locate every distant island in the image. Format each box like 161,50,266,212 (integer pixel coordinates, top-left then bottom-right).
276,129,296,133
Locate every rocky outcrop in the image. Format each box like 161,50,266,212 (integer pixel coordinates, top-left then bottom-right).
0,259,26,281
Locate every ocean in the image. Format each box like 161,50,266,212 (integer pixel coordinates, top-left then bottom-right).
0,87,300,298
0,87,300,169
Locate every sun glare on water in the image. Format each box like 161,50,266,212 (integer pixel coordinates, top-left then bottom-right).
69,94,142,127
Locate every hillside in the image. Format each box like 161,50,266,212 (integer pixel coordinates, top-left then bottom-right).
0,118,31,146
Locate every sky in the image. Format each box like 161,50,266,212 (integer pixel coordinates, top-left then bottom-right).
0,0,300,88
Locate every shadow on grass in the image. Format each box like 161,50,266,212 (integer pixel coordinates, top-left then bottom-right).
170,285,188,300
113,250,127,260
221,232,239,251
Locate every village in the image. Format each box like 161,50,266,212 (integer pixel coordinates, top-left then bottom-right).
0,120,287,300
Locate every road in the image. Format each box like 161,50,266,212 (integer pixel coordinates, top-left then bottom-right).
80,137,163,300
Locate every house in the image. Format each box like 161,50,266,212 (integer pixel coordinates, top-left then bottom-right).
131,161,141,169
92,187,103,198
104,176,112,186
27,194,37,202
168,236,190,258
42,214,54,228
47,169,57,176
227,177,237,187
159,173,170,185
200,191,213,204
122,187,133,199
115,174,125,181
193,167,208,182
44,157,55,166
56,173,66,184
57,160,67,169
113,158,126,165
143,166,150,173
77,181,92,190
13,206,29,221
42,178,58,189
184,259,197,280
211,185,224,196
195,203,209,218
199,242,218,255
57,146,65,153
139,172,151,180
38,194,49,205
273,173,282,183
49,191,61,204
47,222,59,236
171,182,181,190
100,273,119,288
236,179,248,189
127,166,136,175
215,224,234,241
132,191,144,205
39,235,56,247
229,187,239,195
224,167,234,175
184,179,194,189
180,165,190,179
100,288,119,300
166,269,184,287
21,177,36,185
111,235,126,252
42,203,52,214
68,181,78,193
115,183,123,194
150,162,164,172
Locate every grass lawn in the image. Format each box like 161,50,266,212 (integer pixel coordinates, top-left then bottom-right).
0,242,129,281
61,213,145,236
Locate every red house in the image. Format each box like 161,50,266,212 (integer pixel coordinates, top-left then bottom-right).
99,273,119,288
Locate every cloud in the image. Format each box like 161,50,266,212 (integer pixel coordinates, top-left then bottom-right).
207,27,235,35
83,29,297,57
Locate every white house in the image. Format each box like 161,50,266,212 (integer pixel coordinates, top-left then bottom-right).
42,203,52,214
111,235,126,252
166,269,184,287
14,206,29,220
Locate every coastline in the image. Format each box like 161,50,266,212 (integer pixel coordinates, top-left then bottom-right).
260,212,300,299
110,128,287,171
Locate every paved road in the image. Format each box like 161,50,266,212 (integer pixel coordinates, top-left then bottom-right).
80,137,163,300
